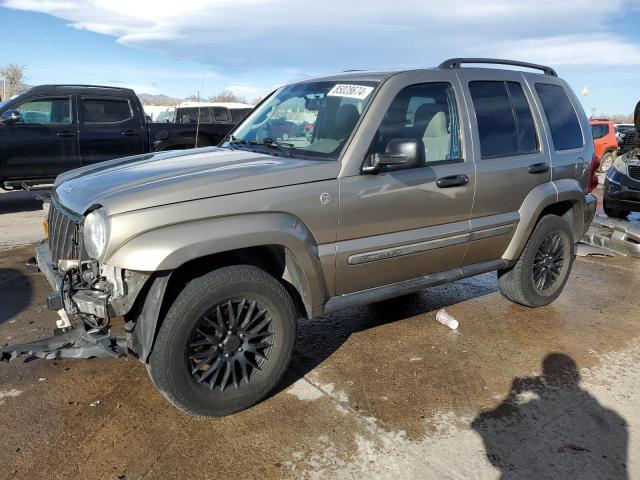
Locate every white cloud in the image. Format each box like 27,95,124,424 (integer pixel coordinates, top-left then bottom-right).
3,0,640,72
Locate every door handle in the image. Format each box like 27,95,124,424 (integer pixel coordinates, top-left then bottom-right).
528,162,549,174
436,174,469,188
121,130,140,136
56,131,76,137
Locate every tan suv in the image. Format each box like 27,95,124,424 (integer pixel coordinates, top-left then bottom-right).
5,58,597,416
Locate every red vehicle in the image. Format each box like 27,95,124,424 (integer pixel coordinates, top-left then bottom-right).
589,119,618,172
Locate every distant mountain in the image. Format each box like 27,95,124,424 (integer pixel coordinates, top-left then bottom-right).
138,93,182,106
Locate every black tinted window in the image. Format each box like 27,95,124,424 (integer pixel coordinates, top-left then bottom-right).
212,107,230,123
177,108,211,124
535,84,584,150
590,124,608,139
371,83,461,163
82,98,132,123
469,81,538,158
507,82,537,153
231,108,252,122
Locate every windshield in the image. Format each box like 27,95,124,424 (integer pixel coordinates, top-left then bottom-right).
226,80,378,159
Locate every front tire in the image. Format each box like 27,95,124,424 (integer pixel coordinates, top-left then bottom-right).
498,215,575,307
148,265,297,416
599,151,616,173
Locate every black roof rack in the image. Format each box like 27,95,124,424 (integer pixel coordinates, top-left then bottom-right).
438,58,557,77
30,84,135,92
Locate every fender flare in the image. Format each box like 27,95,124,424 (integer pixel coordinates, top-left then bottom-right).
107,212,327,314
502,180,586,261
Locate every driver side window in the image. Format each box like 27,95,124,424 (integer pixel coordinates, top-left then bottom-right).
371,83,461,163
15,97,71,124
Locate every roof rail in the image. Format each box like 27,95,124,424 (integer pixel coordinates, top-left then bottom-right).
438,58,557,77
30,84,134,91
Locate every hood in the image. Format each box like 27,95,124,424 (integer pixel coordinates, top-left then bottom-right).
54,147,339,215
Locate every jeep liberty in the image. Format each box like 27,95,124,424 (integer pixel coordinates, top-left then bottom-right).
2,59,598,416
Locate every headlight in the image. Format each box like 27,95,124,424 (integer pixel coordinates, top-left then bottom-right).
83,209,108,260
612,156,628,176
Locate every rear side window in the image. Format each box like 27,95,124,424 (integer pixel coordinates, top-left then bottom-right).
535,84,584,150
212,107,231,123
82,98,132,123
177,108,211,124
231,108,252,122
590,124,608,139
469,81,538,159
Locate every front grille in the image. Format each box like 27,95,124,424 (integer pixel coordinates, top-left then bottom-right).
48,200,80,266
628,164,640,181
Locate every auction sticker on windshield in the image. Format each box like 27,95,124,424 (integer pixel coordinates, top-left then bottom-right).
327,84,374,100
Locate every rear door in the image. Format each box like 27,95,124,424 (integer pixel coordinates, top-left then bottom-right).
78,95,145,165
457,69,551,265
1,95,79,180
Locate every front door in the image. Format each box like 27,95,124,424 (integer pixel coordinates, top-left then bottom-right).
78,95,145,165
335,75,475,295
1,95,79,180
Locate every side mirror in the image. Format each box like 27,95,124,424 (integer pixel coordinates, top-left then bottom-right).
0,109,21,125
363,138,425,173
634,100,640,134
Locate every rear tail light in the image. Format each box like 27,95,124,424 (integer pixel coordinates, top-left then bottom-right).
589,153,600,192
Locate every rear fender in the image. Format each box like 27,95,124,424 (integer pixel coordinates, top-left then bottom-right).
502,180,586,261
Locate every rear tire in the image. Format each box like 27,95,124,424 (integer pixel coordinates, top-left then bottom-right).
147,265,297,416
498,215,575,307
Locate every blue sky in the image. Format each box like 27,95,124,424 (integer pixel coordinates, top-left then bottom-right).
1,0,639,114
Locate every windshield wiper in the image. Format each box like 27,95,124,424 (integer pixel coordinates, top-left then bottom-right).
228,136,295,158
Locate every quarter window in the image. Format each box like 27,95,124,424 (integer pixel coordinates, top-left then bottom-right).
370,83,461,163
469,81,538,159
82,98,132,123
535,84,584,151
15,98,71,124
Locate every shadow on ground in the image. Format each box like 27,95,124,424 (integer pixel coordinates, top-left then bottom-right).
0,191,43,215
472,353,628,479
0,268,32,325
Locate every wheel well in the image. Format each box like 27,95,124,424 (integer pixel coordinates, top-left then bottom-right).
539,201,579,237
159,246,309,324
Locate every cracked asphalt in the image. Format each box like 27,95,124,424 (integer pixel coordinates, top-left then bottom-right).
0,189,639,479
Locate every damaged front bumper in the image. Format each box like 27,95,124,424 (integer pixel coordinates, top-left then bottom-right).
0,243,127,362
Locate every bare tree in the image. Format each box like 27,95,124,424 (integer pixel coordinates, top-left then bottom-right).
208,90,247,103
251,96,264,105
0,63,26,99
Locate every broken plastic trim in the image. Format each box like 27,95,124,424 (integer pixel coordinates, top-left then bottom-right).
0,324,126,362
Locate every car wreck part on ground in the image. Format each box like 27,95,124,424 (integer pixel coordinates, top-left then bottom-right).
0,322,126,362
580,215,640,258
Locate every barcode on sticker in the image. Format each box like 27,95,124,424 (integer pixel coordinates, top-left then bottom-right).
327,84,374,100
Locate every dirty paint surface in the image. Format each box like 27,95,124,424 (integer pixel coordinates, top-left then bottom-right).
0,241,639,479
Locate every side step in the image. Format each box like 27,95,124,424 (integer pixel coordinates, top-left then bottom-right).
0,326,126,362
580,215,640,257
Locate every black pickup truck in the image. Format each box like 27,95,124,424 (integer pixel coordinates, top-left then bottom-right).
0,85,250,189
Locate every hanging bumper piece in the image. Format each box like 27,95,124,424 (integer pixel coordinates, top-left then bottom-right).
0,324,126,362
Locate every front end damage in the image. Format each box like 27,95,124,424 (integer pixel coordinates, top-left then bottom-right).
0,200,152,362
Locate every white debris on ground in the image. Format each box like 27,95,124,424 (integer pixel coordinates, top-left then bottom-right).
435,309,459,330
89,400,102,407
0,389,23,405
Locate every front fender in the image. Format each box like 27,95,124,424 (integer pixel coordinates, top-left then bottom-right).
105,212,327,313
